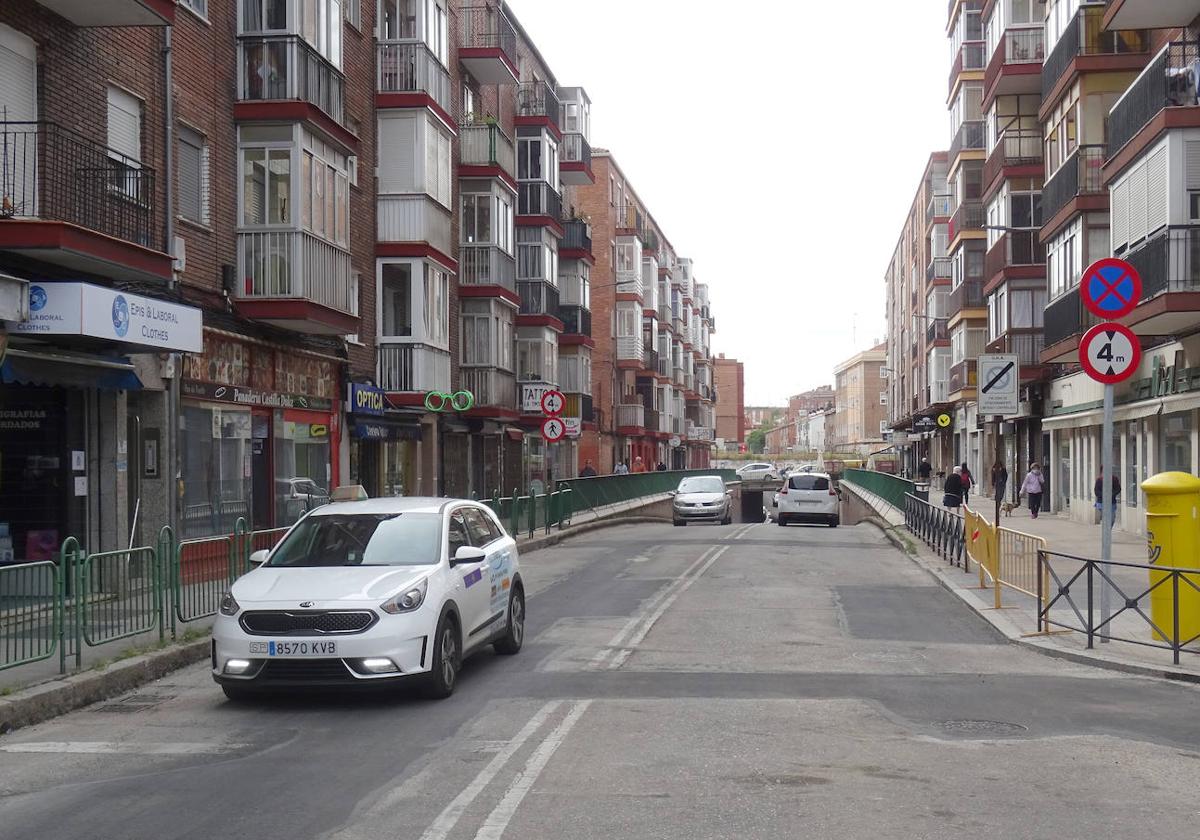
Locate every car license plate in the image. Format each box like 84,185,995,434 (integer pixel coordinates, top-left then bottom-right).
248,641,338,657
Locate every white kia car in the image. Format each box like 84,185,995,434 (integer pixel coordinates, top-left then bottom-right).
776,471,841,527
211,490,524,700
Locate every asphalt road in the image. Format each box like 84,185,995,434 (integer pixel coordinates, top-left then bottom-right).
2,519,1199,839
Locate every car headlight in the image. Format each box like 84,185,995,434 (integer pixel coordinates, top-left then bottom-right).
219,592,240,616
380,578,428,615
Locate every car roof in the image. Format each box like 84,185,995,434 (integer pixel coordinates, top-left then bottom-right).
308,496,481,517
790,471,832,480
679,474,726,482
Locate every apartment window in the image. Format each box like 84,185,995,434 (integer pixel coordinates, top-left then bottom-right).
379,0,417,39
301,139,350,246
1047,217,1081,299
381,263,413,338
242,147,291,225
240,0,288,32
616,303,639,338
344,0,360,28
518,138,543,181
1044,84,1079,177
609,175,616,205
181,0,208,17
425,0,448,64
1010,288,1046,328
426,118,452,207
178,126,210,225
380,260,448,347
462,84,476,123
616,241,637,273
106,86,142,197
461,193,492,244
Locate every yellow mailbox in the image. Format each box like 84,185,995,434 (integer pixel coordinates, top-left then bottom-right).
1142,471,1200,643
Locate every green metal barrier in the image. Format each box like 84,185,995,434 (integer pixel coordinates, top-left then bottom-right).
556,469,737,516
0,559,61,673
841,468,915,510
78,546,160,647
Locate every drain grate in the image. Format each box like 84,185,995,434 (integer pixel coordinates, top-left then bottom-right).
937,719,1028,736
852,650,926,663
94,693,174,714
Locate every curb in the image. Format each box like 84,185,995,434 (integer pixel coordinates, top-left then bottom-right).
864,518,1200,683
519,515,668,553
0,639,211,734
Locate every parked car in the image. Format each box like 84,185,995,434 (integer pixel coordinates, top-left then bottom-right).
736,462,779,482
776,472,840,527
671,475,733,526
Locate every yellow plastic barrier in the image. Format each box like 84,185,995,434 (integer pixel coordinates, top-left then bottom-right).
1142,472,1200,643
964,505,1045,612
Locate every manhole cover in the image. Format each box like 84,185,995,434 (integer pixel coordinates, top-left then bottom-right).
937,719,1028,736
852,650,926,663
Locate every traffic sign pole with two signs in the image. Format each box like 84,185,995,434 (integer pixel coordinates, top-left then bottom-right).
1078,256,1144,641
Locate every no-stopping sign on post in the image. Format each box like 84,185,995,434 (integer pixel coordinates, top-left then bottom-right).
1081,258,1142,319
1079,322,1141,384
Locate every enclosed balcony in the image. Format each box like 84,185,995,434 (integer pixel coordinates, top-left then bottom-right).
947,279,985,317
517,182,562,224
984,28,1045,102
1041,5,1149,103
1108,42,1200,163
642,346,660,376
235,230,358,334
377,41,453,120
926,256,952,283
33,0,173,26
238,35,344,125
616,335,642,364
925,318,949,344
0,122,171,282
1041,145,1105,228
459,121,516,179
615,403,646,432
458,4,519,84
459,245,516,294
377,344,451,392
948,200,985,240
949,41,986,98
984,230,1046,283
377,195,453,258
560,218,593,261
517,280,560,321
560,133,593,185
560,305,592,337
982,128,1043,190
948,359,977,395
949,120,985,162
516,82,561,134
564,393,594,423
1121,226,1200,336
1104,0,1200,29
461,367,517,410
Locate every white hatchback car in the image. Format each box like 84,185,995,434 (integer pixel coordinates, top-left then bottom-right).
737,462,779,482
776,472,840,527
211,491,523,700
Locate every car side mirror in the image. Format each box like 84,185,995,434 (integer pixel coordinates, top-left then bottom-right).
668,490,676,497
451,545,487,567
248,549,269,567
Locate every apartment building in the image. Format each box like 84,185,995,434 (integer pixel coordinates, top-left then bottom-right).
744,405,783,429
713,354,745,450
574,152,716,473
831,343,888,457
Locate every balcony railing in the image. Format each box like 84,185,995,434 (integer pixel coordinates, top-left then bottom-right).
673,365,686,386
1127,225,1200,302
561,132,591,168
643,347,659,373
236,230,357,315
0,121,158,249
925,318,949,344
516,81,561,130
1042,5,1149,100
561,218,592,253
615,403,645,429
983,127,1043,186
947,279,985,315
949,359,978,394
1044,290,1100,347
238,35,344,123
461,366,517,408
656,356,670,377
1109,42,1200,159
560,305,592,336
999,26,1045,65
950,41,987,93
459,121,516,178
517,280,559,319
926,256,952,282
949,200,984,239
459,4,517,55
376,41,452,114
927,192,953,220
377,194,453,256
949,119,985,161
377,343,451,392
517,182,562,219
984,230,1047,279
1041,144,1105,223
616,335,642,361
990,332,1046,366
459,244,516,293
617,269,643,298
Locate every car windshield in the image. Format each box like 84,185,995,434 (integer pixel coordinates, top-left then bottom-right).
678,477,725,494
266,512,442,567
790,475,830,491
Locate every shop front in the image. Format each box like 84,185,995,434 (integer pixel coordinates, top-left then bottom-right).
179,331,340,538
346,382,422,498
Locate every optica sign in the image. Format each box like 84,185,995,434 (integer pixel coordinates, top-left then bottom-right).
348,382,387,416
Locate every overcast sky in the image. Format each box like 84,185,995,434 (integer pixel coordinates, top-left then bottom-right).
510,0,949,405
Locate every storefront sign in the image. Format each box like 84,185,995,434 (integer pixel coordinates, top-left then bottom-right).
521,383,554,414
348,383,387,416
352,419,422,441
9,282,202,352
1151,350,1187,397
563,417,581,438
181,379,333,412
0,409,47,431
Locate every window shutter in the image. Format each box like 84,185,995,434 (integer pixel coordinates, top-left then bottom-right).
1146,145,1168,236
1110,177,1128,253
107,86,142,162
1187,140,1200,190
1127,159,1148,246
0,27,37,122
178,127,204,223
377,113,417,192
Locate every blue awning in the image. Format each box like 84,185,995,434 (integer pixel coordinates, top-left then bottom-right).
1,348,143,391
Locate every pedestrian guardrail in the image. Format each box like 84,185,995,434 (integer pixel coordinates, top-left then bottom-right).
904,493,966,569
1038,550,1200,664
843,469,915,510
1,520,289,675
962,506,1048,611
556,469,737,516
484,488,574,537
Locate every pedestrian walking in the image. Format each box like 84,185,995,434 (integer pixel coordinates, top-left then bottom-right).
1020,462,1045,518
991,461,1008,502
655,461,667,472
1094,473,1122,522
960,461,973,506
918,458,932,482
942,466,964,509
631,456,647,474
613,461,629,475
580,459,597,478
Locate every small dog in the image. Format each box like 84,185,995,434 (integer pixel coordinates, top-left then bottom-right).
1001,501,1016,517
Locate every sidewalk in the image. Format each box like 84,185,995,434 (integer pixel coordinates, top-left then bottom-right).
843,480,1200,681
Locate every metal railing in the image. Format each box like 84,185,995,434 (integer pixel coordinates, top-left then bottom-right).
961,505,1047,610
949,119,985,161
927,192,953,220
376,40,452,114
615,403,645,428
842,468,915,510
985,230,1046,278
561,218,592,253
1042,5,1148,100
561,132,591,170
926,317,949,344
377,343,452,392
484,488,574,538
949,358,977,393
1038,550,1200,664
236,230,357,316
459,4,518,57
516,81,561,131
1126,225,1200,302
559,305,592,336
238,35,344,123
983,127,1043,187
556,469,737,517
948,278,985,314
1043,288,1100,347
517,279,559,318
459,120,516,176
926,256,952,282
517,181,562,219
904,493,967,569
0,121,158,248
991,331,1045,365
1109,42,1198,158
460,244,516,292
1042,144,1105,222
461,366,517,407
949,200,984,239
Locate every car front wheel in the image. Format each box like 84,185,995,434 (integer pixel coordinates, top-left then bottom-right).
493,587,525,655
425,615,460,699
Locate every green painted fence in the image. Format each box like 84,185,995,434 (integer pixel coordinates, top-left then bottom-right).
841,468,916,510
557,469,738,513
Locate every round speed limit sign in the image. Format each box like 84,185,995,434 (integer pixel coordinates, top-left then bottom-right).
1079,322,1141,384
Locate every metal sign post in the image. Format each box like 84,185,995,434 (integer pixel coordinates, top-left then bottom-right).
979,353,1019,526
1079,257,1143,642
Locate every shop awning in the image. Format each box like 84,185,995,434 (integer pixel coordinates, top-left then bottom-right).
1,348,142,391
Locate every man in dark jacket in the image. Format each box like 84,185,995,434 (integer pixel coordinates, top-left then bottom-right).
918,458,932,481
579,459,597,478
943,467,964,509
1094,473,1121,521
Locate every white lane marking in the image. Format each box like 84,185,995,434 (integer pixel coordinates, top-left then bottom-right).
0,741,244,755
606,544,730,670
418,701,562,840
472,700,592,840
585,545,720,670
